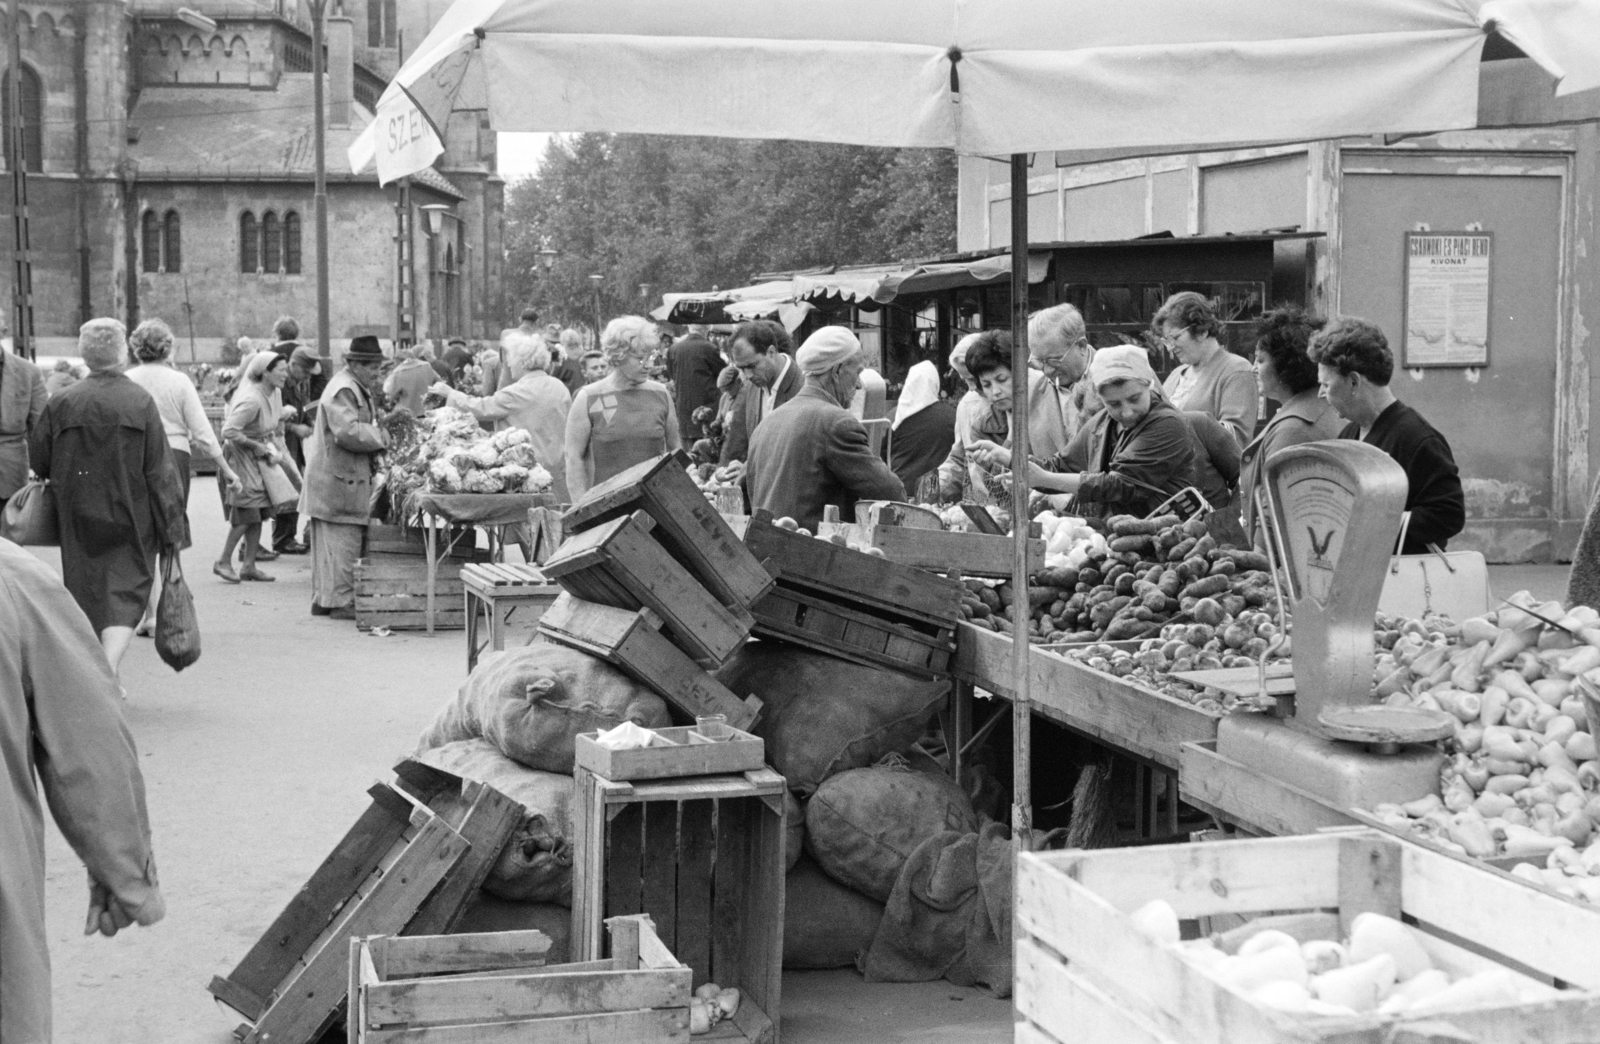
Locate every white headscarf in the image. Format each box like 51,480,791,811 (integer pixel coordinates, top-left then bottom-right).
796,327,860,375
1088,343,1159,392
892,361,941,431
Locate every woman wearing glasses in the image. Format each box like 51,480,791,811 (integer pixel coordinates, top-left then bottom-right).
971,340,1195,520
1154,291,1258,446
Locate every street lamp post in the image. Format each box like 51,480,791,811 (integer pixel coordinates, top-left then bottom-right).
588,273,604,345
309,0,330,360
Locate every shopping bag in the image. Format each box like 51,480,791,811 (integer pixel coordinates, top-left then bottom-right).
260,460,299,512
1377,512,1488,621
155,553,201,672
1,478,57,546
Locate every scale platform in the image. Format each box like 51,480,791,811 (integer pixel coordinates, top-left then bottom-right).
1172,662,1295,699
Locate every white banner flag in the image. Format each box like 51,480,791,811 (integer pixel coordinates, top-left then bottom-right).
371,89,444,186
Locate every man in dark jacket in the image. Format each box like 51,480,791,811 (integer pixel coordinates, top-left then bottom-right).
746,327,905,531
717,320,803,478
666,325,724,446
1310,317,1465,554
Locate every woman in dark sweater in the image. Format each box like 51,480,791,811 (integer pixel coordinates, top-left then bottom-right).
886,361,957,495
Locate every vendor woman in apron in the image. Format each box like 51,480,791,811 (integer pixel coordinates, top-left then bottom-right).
564,315,681,502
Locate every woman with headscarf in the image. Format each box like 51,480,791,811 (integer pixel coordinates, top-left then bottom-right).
217,350,292,583
885,360,956,496
973,343,1196,519
565,315,680,502
27,318,187,677
431,331,572,502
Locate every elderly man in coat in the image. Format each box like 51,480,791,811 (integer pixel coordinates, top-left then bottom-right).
1,537,165,1044
303,336,389,619
0,347,46,512
746,327,905,532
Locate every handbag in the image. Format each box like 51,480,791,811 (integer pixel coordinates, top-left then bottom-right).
1,477,57,546
154,553,201,672
260,459,299,512
1378,512,1488,621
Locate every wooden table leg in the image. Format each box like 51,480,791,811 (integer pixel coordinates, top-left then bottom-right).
490,593,506,657
466,589,482,673
947,679,974,791
423,519,438,638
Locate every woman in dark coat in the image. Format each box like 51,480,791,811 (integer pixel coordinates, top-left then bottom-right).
885,361,957,497
27,318,188,675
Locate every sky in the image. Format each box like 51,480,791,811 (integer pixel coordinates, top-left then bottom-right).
498,132,554,180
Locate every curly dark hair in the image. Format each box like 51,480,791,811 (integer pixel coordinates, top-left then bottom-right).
1253,306,1325,396
730,319,794,356
1152,291,1224,340
963,330,1014,380
1307,317,1393,387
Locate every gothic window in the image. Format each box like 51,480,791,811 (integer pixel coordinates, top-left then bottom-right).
1,64,42,173
283,211,302,274
262,210,281,272
240,211,258,272
163,210,181,272
142,210,161,273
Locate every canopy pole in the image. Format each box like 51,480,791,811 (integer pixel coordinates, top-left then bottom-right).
1008,153,1032,849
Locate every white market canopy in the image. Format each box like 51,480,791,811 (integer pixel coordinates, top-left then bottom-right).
350,0,1600,183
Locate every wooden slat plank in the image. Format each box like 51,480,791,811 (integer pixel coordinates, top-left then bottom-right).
642,802,679,955
674,801,714,989
711,799,747,992
743,513,964,626
816,520,1044,578
356,612,467,631
570,769,608,963
735,796,785,1043
1015,937,1183,1044
575,727,764,782
1179,741,1362,837
363,966,690,1028
241,815,469,1044
1172,662,1297,699
601,775,787,804
1335,834,1404,935
538,594,761,731
212,795,412,1017
381,930,552,978
606,803,645,923
405,784,524,937
362,1006,689,1044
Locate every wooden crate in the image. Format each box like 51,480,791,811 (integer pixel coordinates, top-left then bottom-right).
575,724,765,781
749,583,954,679
815,520,1044,578
537,593,762,731
365,523,484,561
355,556,473,631
543,510,753,667
563,451,775,609
1015,829,1600,1044
350,917,690,1043
209,767,524,1044
572,766,785,1044
742,512,963,632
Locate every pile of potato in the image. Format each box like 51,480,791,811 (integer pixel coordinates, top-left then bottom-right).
1363,593,1600,897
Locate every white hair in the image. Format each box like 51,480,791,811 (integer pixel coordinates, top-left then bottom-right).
79,318,128,371
504,331,551,377
1029,303,1087,352
601,315,657,366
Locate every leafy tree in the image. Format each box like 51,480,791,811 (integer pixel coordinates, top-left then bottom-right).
503,134,957,328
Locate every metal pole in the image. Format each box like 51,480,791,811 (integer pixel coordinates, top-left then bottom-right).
1008,153,1032,848
311,0,330,359
7,0,32,359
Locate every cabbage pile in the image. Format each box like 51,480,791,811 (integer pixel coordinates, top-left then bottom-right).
388,407,552,497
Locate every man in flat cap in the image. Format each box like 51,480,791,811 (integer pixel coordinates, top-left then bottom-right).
746,326,904,531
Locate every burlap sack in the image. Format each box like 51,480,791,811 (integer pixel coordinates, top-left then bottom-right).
419,642,670,773
715,641,949,795
783,855,885,970
415,739,575,905
805,763,979,903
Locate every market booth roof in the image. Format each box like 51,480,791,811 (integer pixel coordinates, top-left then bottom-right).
350,0,1600,182
790,252,1051,305
650,281,814,330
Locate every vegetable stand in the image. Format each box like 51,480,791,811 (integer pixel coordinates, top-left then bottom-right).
401,491,559,635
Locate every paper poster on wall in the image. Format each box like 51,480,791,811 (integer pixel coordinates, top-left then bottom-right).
1402,232,1491,367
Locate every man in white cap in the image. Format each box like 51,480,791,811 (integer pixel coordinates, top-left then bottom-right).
746,326,905,531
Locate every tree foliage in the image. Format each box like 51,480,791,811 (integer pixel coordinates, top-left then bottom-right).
503,134,957,328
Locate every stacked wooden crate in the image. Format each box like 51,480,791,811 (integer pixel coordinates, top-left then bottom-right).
541,453,770,729
355,524,488,632
741,510,966,680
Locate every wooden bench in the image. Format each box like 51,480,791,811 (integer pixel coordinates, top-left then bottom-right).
460,562,562,672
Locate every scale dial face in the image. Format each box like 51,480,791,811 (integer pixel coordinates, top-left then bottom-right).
1272,459,1358,607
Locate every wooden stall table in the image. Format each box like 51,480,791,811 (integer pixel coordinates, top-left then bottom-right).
401,490,557,635
461,562,562,672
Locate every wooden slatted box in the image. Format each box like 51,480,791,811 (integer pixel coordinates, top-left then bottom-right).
742,512,963,679
350,916,690,1043
542,510,753,668
354,556,483,631
208,764,522,1044
1015,829,1600,1044
571,766,786,1044
563,451,775,609
537,593,762,731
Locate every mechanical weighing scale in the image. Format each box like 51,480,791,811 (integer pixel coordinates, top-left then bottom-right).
1181,441,1457,825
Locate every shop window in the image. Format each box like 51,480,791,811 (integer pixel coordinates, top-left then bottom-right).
163,210,181,273
262,210,280,272
1,64,42,173
239,211,258,272
283,211,301,274
141,210,161,273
